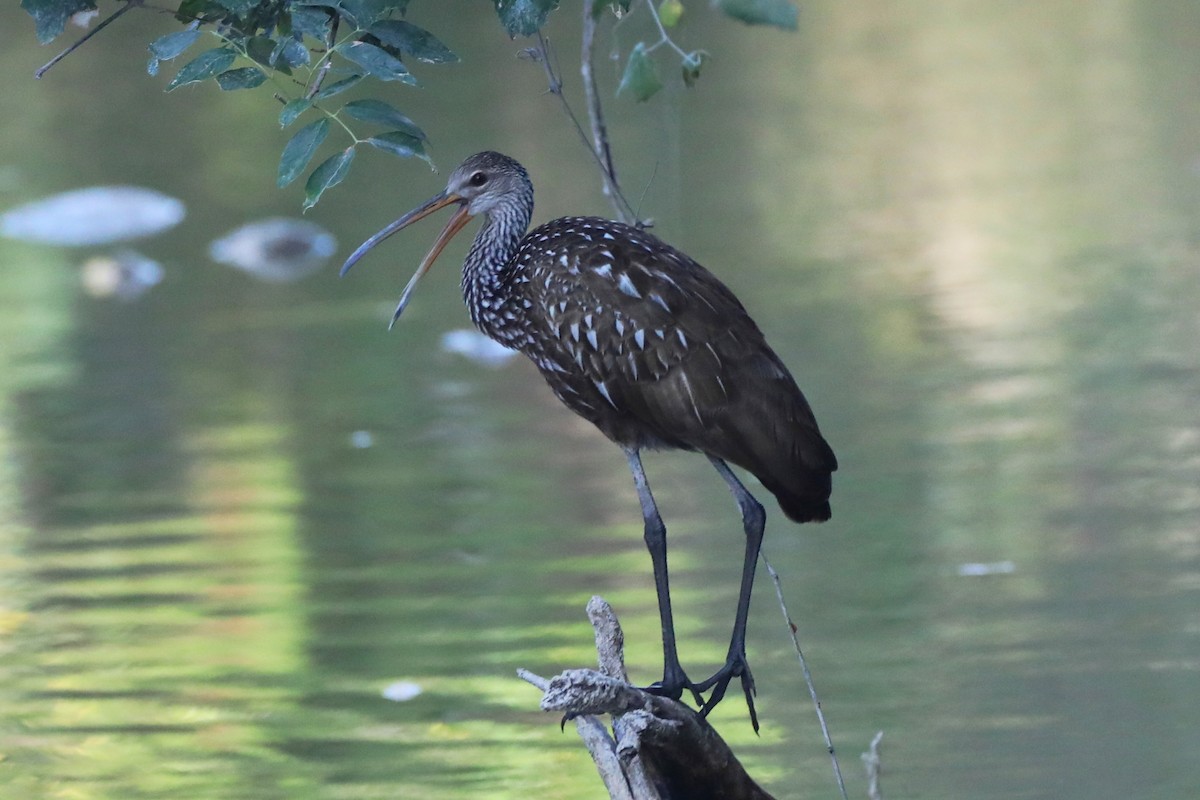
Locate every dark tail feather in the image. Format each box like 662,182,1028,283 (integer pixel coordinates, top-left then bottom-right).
767,479,833,523
758,427,837,523
718,425,836,524
704,369,837,524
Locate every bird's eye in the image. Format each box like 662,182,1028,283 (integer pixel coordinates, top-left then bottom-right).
469,171,488,187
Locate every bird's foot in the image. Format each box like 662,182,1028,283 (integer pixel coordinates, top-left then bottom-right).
643,661,706,707
695,651,759,733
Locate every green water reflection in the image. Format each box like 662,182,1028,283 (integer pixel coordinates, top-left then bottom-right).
2,3,1199,799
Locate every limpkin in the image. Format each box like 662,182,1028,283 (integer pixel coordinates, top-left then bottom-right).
341,151,837,730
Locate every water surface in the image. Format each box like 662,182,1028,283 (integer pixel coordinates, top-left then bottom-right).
1,3,1198,798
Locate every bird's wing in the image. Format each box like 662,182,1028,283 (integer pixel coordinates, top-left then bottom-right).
521,219,836,517
526,223,793,434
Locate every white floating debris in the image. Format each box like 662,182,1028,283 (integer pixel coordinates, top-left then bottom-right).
209,217,336,282
381,681,422,702
80,250,164,300
956,561,1016,577
440,329,517,368
349,430,374,449
1,186,185,246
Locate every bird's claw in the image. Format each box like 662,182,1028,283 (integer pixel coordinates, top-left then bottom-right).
643,662,706,707
643,676,705,705
696,652,759,733
642,654,759,732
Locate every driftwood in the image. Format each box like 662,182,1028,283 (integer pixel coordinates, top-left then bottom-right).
519,597,775,800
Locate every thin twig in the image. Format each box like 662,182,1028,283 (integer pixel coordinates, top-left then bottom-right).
517,667,550,691
530,20,648,225
862,731,884,800
304,12,340,99
641,0,691,60
581,0,629,223
761,549,849,800
35,0,141,79
529,26,640,225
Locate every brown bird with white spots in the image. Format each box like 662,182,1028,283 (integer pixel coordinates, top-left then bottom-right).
341,151,837,730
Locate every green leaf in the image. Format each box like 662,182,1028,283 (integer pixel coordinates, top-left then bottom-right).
369,20,458,64
617,42,662,102
335,0,409,27
658,0,682,27
290,6,332,40
245,35,279,67
342,99,425,140
166,47,237,91
493,0,560,38
275,38,311,68
280,98,313,128
21,0,96,44
212,0,258,14
176,0,210,20
217,66,267,90
314,73,365,100
304,147,356,210
149,30,202,61
278,119,331,187
366,131,433,167
338,41,417,84
716,0,798,30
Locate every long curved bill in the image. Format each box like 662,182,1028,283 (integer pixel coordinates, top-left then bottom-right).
339,190,475,329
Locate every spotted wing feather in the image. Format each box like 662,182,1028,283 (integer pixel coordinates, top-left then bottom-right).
513,217,836,522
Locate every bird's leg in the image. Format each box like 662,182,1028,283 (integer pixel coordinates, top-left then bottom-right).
696,457,765,732
624,449,704,706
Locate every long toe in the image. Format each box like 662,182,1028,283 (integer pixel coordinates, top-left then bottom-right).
739,668,759,733
697,654,759,732
645,677,706,708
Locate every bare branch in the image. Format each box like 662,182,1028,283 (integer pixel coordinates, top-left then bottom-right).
581,1,629,223
641,0,692,60
304,12,341,100
520,597,776,800
762,549,850,800
525,17,641,225
520,666,640,800
587,595,630,681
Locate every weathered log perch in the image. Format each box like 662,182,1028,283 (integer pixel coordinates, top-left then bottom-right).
519,596,775,800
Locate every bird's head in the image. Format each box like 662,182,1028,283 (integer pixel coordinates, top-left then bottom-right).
444,151,532,217
339,151,532,328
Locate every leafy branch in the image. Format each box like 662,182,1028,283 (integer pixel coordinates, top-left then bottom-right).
21,0,800,210
144,2,445,207
613,0,797,102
